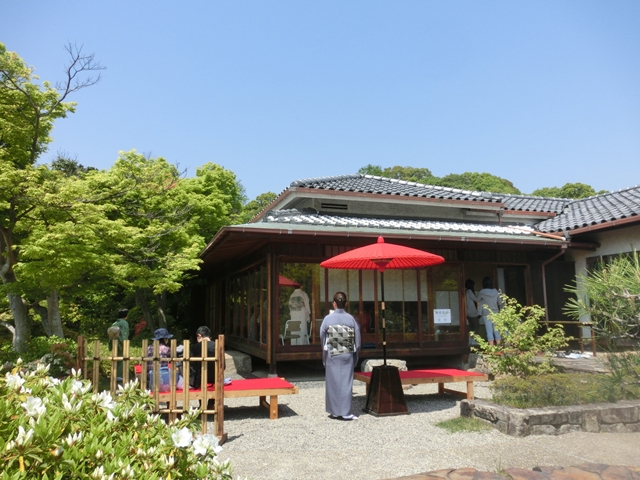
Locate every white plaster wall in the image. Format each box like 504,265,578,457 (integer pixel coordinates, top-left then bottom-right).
565,223,640,336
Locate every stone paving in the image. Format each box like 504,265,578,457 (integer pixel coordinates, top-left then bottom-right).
388,463,640,479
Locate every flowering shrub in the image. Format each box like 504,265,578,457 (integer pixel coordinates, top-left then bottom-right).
471,295,570,377
0,360,242,480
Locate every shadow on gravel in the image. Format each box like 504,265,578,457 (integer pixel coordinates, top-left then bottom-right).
223,404,299,420
350,392,458,415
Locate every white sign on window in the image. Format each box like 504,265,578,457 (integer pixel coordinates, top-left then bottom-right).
434,309,452,324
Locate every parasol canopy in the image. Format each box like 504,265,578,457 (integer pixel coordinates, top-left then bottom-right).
320,236,445,271
278,275,301,288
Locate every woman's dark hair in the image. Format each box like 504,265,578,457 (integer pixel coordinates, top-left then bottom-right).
117,308,129,319
482,276,493,289
333,291,347,309
465,279,475,290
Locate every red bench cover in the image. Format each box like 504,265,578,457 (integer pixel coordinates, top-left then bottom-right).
156,377,295,394
357,368,486,379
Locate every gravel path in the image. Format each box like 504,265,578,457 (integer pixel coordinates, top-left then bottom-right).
216,378,640,480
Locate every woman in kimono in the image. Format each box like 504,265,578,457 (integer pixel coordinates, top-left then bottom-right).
320,292,361,420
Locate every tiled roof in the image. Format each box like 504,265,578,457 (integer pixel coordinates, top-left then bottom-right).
264,209,535,236
284,174,640,234
536,185,640,233
501,194,569,214
290,174,499,203
289,174,570,213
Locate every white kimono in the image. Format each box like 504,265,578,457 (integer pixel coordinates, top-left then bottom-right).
288,288,310,345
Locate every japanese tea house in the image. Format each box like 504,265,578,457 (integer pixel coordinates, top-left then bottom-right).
196,175,640,373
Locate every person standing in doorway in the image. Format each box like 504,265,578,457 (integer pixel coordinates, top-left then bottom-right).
320,292,361,420
478,277,503,346
465,279,480,338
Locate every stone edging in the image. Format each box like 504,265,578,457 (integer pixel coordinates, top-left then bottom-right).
461,398,640,436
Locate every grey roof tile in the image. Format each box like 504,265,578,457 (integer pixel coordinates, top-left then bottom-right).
289,174,571,213
536,185,640,233
290,174,500,203
500,194,570,214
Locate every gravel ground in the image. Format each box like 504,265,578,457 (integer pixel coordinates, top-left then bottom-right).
216,377,640,480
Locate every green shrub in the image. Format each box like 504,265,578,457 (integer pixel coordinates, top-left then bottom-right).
491,373,614,408
0,360,241,479
604,351,640,399
0,336,77,378
471,295,570,377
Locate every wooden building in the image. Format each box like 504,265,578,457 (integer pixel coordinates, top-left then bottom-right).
198,174,602,374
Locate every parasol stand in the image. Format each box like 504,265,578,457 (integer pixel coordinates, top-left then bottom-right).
365,258,410,416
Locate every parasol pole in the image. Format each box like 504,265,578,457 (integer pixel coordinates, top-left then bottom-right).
373,258,392,367
380,271,387,366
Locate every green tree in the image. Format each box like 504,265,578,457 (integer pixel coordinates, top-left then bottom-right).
0,43,102,352
437,172,521,194
358,165,435,184
531,182,607,199
180,162,245,242
233,191,277,224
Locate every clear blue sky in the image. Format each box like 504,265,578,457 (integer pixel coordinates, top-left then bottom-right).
2,1,639,199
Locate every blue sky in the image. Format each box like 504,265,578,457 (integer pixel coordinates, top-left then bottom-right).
2,1,639,200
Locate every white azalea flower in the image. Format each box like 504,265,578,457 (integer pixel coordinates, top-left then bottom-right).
91,466,105,479
15,426,34,446
70,379,88,395
5,373,24,389
106,410,117,422
22,396,46,418
44,377,62,387
93,391,116,410
65,431,82,447
171,427,192,448
192,434,222,456
61,393,83,412
163,455,175,467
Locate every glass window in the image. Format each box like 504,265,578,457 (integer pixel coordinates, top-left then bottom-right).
431,265,461,341
279,263,320,347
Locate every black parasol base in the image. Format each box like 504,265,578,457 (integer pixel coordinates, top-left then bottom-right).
363,365,409,416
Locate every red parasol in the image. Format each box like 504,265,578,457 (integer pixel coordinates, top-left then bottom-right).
278,275,301,288
321,236,444,363
320,236,445,416
320,236,444,271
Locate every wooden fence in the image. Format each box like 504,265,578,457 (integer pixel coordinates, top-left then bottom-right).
76,334,226,442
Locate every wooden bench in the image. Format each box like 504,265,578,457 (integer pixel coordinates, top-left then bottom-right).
157,377,299,420
354,368,488,400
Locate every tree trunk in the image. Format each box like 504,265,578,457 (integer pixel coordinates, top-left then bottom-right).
46,290,65,338
0,259,30,353
135,288,156,332
7,292,30,353
155,291,167,329
31,301,53,337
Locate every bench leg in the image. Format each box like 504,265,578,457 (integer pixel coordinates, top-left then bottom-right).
466,381,474,400
259,395,279,419
438,382,444,395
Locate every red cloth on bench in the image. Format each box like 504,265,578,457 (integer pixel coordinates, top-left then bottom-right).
357,368,486,379
159,377,295,395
